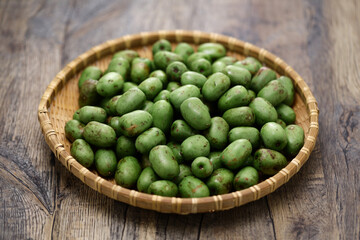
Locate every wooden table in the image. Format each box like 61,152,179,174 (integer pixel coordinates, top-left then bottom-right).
1,0,359,239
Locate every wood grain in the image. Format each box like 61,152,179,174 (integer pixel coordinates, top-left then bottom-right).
0,0,359,239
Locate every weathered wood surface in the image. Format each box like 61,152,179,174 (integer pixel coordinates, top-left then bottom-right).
0,0,359,239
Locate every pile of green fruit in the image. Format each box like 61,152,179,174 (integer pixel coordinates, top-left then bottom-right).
65,39,304,198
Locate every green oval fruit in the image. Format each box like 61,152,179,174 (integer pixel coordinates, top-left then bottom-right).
167,141,183,164
141,100,154,112
218,85,250,112
181,135,210,162
276,103,296,124
250,67,277,93
221,139,252,170
152,39,172,55
107,95,121,115
212,61,227,74
257,80,288,107
278,76,295,106
65,119,85,142
233,166,259,190
79,79,101,107
70,139,94,168
285,125,304,157
118,110,153,137
135,127,166,154
253,149,288,175
170,119,197,142
149,100,174,133
149,70,168,86
180,97,211,130
137,167,158,193
174,42,194,61
79,106,107,124
203,117,229,150
224,65,252,88
208,152,223,170
149,145,180,180
222,107,255,127
260,122,288,151
202,72,231,102
109,116,122,136
154,51,183,71
78,66,102,88
115,156,141,188
228,127,260,149
180,71,207,89
123,82,138,92
83,121,116,148
276,119,287,129
113,50,139,63
166,61,188,82
233,57,262,75
116,136,136,159
130,58,152,84
172,164,192,184
96,72,124,97
197,42,226,60
215,56,237,65
94,149,117,177
73,109,81,121
186,52,212,66
169,84,201,110
105,57,130,80
166,81,181,92
247,90,256,102
116,88,146,115
249,97,278,126
154,90,171,102
179,176,210,198
206,168,234,195
148,180,178,197
190,58,212,77
138,77,163,100
191,157,213,179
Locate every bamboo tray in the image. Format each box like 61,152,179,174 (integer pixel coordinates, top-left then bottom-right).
38,30,319,214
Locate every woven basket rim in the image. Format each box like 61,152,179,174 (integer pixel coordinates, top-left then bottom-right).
38,30,319,214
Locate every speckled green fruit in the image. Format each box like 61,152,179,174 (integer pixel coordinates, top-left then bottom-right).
233,166,259,190
116,136,136,159
257,80,288,107
141,100,154,112
79,106,107,124
149,100,174,133
202,72,231,102
71,139,94,168
249,97,278,126
260,122,288,151
247,90,256,102
154,90,171,102
218,85,250,112
228,127,260,149
149,145,180,180
109,116,122,136
206,168,234,195
203,117,229,150
79,79,101,107
166,81,181,92
179,176,210,198
208,152,222,170
116,87,146,115
135,127,166,154
216,56,237,65
276,119,287,129
105,57,130,80
224,65,252,88
187,52,211,66
152,39,172,55
113,50,139,63
78,66,102,88
250,67,277,93
191,157,213,179
278,76,295,106
118,110,153,137
180,71,207,89
154,51,183,71
233,57,262,75
285,125,304,157
137,167,158,193
170,120,197,142
221,139,252,170
211,61,227,74
253,149,288,175
166,61,188,82
83,121,116,148
180,97,211,130
73,109,81,121
172,164,192,184
123,82,138,92
190,58,212,77
222,107,255,127
94,149,117,177
138,77,163,100
197,42,226,60
170,85,201,110
130,58,152,84
149,70,168,86
96,72,124,97
65,119,84,142
115,156,141,188
276,103,296,124
106,95,121,115
174,42,194,61
148,180,178,197
181,135,210,162
167,141,183,164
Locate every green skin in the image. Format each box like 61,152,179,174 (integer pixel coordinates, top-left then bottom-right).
112,50,139,63
179,176,210,198
166,81,181,92
115,156,142,188
215,56,237,65
257,80,288,107
149,145,180,180
123,82,138,92
166,61,188,82
206,168,234,195
276,103,296,124
228,127,260,149
221,139,252,170
70,139,94,168
169,85,201,110
138,77,163,100
116,88,146,115
233,57,262,75
83,121,117,148
65,119,84,142
79,79,101,107
135,127,166,154
141,100,154,113
131,58,152,84
285,125,304,157
174,43,194,61
73,109,81,121
152,39,172,56
203,117,229,150
107,95,121,116
260,122,288,151
170,119,197,142
250,67,277,93
253,148,288,175
197,42,226,61
180,97,211,130
186,52,212,67
118,110,153,137
191,157,213,179
154,90,171,102
105,57,130,80
149,100,174,133
94,149,117,177
218,85,250,112
233,166,259,190
247,90,256,102
78,66,102,88
109,116,122,136
190,58,212,77
140,155,152,169
79,106,107,124
96,72,124,98
180,71,207,89
154,51,183,71
224,65,252,88
212,61,227,74
276,119,287,129
99,97,116,116
208,152,223,170
222,106,255,127
167,141,183,164
172,164,193,184
249,97,278,126
181,135,210,162
202,72,231,102
278,76,295,106
116,136,136,159
148,180,178,197
137,167,158,193
149,70,168,86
